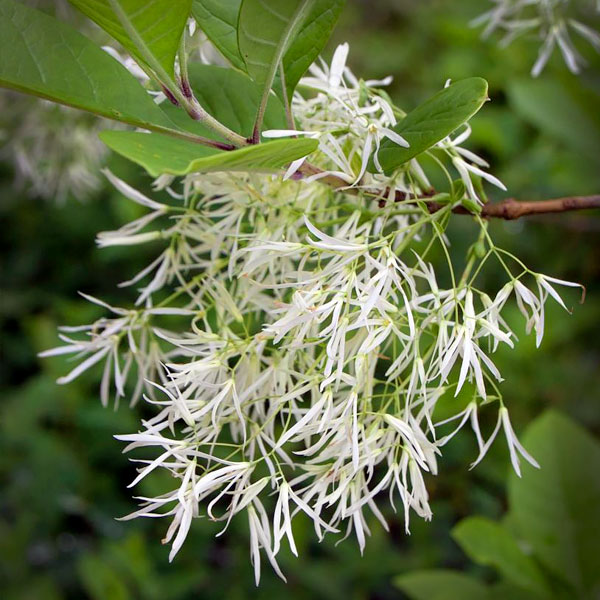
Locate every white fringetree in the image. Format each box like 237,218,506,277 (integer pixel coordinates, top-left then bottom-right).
1,0,598,584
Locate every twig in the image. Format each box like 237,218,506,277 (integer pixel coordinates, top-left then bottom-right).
297,162,600,220
144,87,599,218
376,191,600,220
423,195,600,219
476,196,600,220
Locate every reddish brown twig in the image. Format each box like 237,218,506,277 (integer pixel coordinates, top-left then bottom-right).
298,163,600,220
422,195,600,219
476,196,600,219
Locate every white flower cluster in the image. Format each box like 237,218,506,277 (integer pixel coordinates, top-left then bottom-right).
267,43,506,204
0,94,110,203
473,0,600,76
0,1,115,203
42,46,582,582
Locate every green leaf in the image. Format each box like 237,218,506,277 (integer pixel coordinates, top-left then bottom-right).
281,0,345,99
394,570,492,600
195,0,344,99
100,131,318,176
78,554,130,600
238,0,317,94
161,64,288,138
69,0,192,80
0,0,172,130
192,0,245,70
507,78,600,155
372,78,489,174
489,582,544,600
508,411,600,597
452,517,551,598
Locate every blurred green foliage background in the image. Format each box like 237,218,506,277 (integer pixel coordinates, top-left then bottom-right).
1,1,599,598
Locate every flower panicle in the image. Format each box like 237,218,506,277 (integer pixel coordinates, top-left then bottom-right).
38,44,584,582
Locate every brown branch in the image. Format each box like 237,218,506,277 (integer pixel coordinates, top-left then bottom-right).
297,162,600,220
476,195,600,220
389,193,600,219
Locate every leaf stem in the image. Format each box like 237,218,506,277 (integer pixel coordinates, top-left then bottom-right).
177,26,193,100
149,125,235,150
250,0,316,144
251,91,269,144
279,63,295,130
107,0,246,147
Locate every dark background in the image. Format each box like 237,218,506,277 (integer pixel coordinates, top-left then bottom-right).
1,1,599,598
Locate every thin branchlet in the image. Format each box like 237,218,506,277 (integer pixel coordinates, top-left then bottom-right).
298,162,600,219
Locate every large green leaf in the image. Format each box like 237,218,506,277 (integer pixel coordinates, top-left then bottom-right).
100,131,318,176
238,0,317,94
78,554,129,600
489,582,544,600
281,0,345,99
0,0,173,130
508,411,600,597
452,517,550,598
395,570,492,600
69,0,192,80
195,0,344,99
161,64,287,138
373,78,489,174
192,0,245,70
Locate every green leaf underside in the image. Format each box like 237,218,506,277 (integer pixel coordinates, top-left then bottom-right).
373,78,489,174
100,131,319,176
194,0,344,99
192,0,245,70
395,570,492,600
0,0,173,130
507,411,600,596
68,0,192,80
161,64,288,139
282,0,345,99
238,0,317,93
452,517,550,597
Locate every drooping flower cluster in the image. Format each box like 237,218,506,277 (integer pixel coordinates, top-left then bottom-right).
0,0,117,203
473,0,600,76
42,45,582,583
0,94,110,203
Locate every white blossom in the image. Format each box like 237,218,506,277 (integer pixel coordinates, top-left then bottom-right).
39,43,584,582
473,0,600,76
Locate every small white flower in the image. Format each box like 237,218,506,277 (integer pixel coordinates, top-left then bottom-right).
500,407,540,476
535,273,583,311
470,406,540,476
